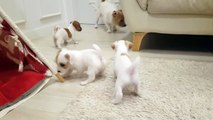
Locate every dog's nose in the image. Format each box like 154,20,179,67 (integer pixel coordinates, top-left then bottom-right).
57,70,61,73
123,24,126,27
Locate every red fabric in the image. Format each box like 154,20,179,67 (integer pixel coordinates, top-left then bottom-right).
0,50,18,71
0,46,46,106
0,69,45,106
1,20,12,32
0,20,48,107
0,20,49,74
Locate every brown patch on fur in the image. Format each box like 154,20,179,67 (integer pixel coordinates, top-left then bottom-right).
64,28,72,39
56,52,71,69
65,53,70,60
58,54,70,69
61,62,70,69
55,49,62,64
72,21,82,31
111,43,115,50
112,10,126,27
125,41,133,50
61,54,71,69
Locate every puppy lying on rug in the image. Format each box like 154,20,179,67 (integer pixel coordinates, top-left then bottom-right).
111,40,140,104
53,20,82,49
95,0,126,33
55,44,105,85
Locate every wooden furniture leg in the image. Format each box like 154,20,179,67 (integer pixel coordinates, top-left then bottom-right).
132,32,146,51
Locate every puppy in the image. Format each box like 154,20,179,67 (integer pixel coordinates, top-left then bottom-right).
55,44,105,85
111,40,140,104
95,0,126,33
53,20,82,49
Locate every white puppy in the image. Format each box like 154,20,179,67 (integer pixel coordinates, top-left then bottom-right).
111,40,140,104
95,0,126,33
55,44,105,85
53,20,82,49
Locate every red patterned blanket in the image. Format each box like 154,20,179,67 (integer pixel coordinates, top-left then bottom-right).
0,20,48,107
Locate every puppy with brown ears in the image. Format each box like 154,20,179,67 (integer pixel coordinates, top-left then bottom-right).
95,0,126,33
53,20,82,49
111,40,140,104
55,44,106,85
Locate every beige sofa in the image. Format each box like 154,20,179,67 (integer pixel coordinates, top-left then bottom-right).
120,0,213,51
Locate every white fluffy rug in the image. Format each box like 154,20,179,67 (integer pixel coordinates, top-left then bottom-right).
58,57,213,120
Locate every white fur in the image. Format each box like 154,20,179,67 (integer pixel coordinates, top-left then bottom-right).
53,23,78,49
95,0,119,33
56,44,106,85
112,40,140,104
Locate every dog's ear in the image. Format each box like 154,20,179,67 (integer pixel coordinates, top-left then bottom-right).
65,53,70,61
111,43,115,50
112,11,117,17
125,40,133,50
73,21,82,31
118,9,122,13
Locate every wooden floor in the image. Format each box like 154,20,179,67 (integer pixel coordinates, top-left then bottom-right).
2,25,213,120
1,25,131,120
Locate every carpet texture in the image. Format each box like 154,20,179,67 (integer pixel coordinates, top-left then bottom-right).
58,57,213,120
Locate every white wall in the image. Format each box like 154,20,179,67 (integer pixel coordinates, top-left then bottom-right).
0,0,120,39
0,0,73,39
74,0,120,24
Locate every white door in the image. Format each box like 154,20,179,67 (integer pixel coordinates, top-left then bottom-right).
73,0,120,24
0,0,26,25
0,0,68,39
72,0,98,24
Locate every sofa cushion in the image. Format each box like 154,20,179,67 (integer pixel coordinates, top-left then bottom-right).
146,0,213,15
136,0,148,10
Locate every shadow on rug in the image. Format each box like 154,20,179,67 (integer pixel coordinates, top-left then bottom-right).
58,57,213,120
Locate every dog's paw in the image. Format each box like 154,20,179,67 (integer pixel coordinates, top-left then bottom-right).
56,46,62,49
64,41,68,45
107,30,111,33
133,92,141,97
94,25,98,29
80,81,88,86
112,28,117,32
112,99,121,105
74,41,79,44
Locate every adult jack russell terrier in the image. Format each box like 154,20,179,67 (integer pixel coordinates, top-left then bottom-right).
111,40,140,104
55,44,105,85
95,0,126,33
53,21,82,49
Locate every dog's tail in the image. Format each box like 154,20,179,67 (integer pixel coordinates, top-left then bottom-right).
92,44,102,53
54,25,61,33
92,44,106,70
128,56,140,76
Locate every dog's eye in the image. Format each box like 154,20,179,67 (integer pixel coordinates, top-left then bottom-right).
60,63,65,67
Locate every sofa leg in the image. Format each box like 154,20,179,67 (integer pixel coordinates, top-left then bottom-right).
132,32,146,51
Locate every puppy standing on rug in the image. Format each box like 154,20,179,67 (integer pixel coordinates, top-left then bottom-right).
95,0,126,33
55,44,105,85
111,40,140,104
53,20,82,49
